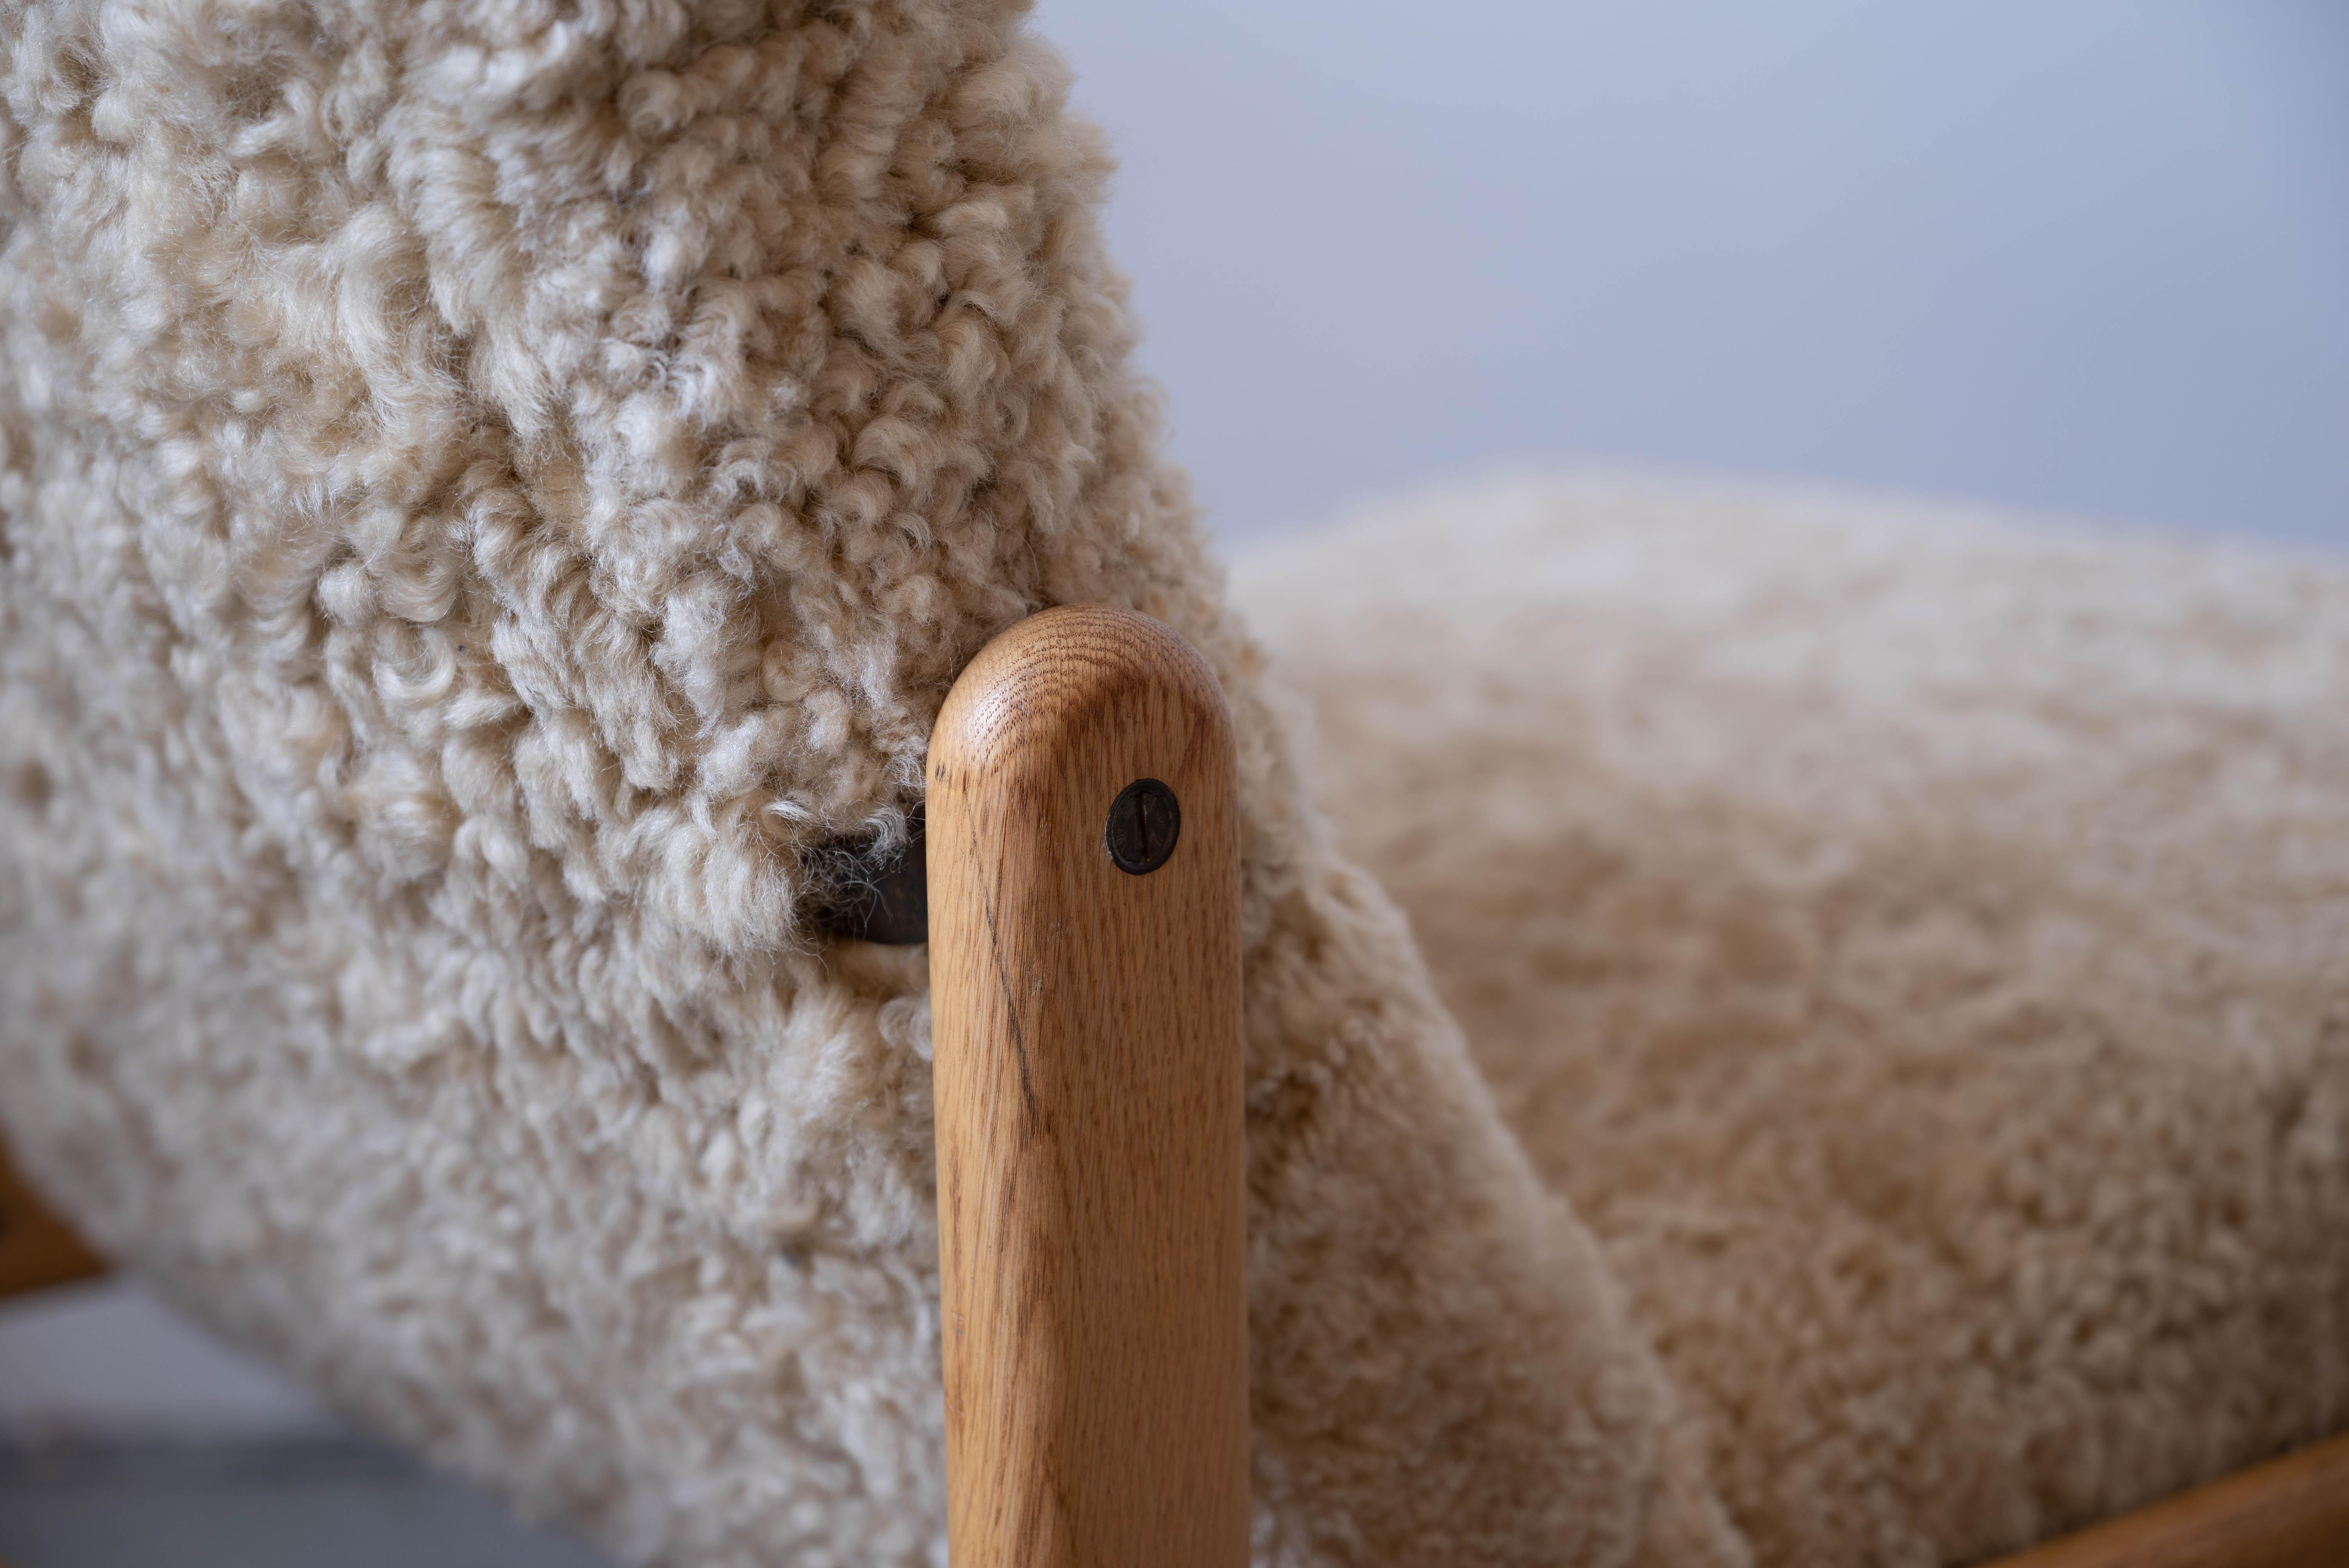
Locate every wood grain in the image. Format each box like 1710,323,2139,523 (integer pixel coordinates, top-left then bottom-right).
929,604,1249,1568
0,1128,105,1299
1985,1433,2349,1568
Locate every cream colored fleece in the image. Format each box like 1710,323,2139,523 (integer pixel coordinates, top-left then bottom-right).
1234,472,2349,1568
0,5,1730,1566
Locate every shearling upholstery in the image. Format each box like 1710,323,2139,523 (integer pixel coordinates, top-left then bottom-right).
1234,473,2349,1567
7,0,2344,1563
0,4,1732,1566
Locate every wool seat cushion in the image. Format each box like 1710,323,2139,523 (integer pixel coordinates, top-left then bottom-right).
1233,473,2349,1568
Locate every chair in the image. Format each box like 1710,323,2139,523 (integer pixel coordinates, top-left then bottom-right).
2,1,2345,1561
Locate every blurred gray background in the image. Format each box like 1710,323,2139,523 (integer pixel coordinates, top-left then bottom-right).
1042,0,2349,549
4,2,2343,1563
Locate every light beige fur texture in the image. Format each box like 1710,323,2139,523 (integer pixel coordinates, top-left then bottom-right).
1235,472,2349,1568
0,5,1731,1566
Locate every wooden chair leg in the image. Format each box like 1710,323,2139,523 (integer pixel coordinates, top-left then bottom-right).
928,604,1250,1568
0,1129,106,1300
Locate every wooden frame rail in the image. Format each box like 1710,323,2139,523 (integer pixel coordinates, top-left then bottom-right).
0,1132,105,1298
1986,1433,2349,1568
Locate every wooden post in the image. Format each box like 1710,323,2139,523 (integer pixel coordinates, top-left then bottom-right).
928,605,1249,1568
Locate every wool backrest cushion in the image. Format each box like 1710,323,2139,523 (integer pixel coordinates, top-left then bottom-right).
0,4,1736,1564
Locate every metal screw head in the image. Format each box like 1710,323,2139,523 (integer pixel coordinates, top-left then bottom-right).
1105,778,1180,875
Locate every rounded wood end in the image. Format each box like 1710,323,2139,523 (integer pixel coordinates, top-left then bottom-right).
927,605,1229,790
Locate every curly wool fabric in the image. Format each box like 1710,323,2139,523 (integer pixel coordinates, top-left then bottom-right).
0,4,1734,1565
1235,472,2349,1568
